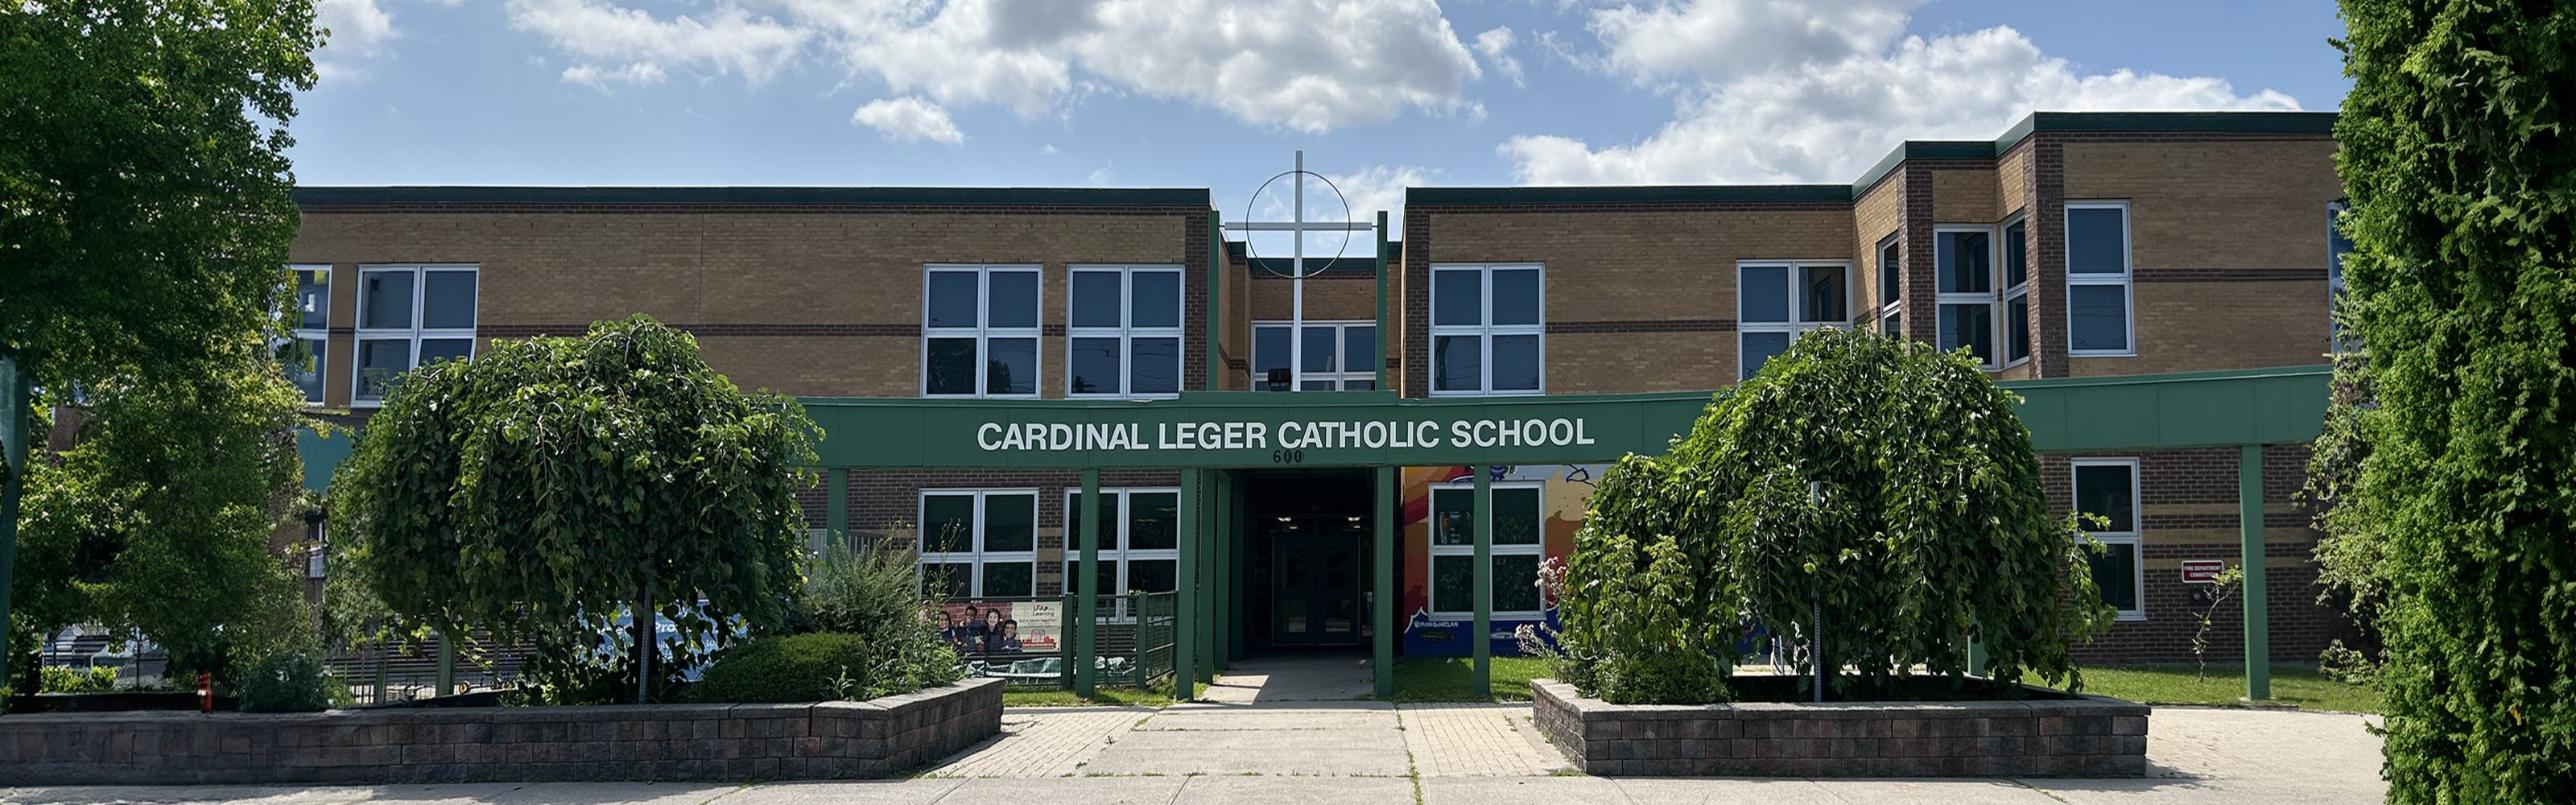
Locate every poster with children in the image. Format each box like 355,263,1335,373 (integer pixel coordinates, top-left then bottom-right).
935,601,1062,657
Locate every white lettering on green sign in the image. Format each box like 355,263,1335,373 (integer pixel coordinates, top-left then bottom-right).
973,418,1594,452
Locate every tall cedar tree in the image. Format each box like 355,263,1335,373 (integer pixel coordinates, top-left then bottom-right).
332,316,819,704
2335,1,2576,800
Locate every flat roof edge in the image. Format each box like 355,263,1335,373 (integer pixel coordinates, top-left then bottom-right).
293,186,1212,207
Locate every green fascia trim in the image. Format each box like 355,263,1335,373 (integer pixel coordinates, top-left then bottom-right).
2001,365,2332,452
293,186,1212,208
791,390,1715,469
1418,111,2343,208
1407,184,1852,205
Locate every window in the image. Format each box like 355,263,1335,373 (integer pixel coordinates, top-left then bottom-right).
1067,266,1184,398
1876,237,1902,336
2003,220,2032,365
283,265,330,404
1063,489,1180,599
1251,321,1377,390
919,490,1039,598
1430,265,1542,395
2066,203,2135,355
1427,484,1546,618
923,266,1041,397
353,265,477,403
2072,460,2144,621
1934,229,1997,367
2327,201,2356,352
1739,262,1849,380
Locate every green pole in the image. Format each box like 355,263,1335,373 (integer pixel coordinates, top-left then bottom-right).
1195,474,1216,685
1176,470,1199,700
1230,481,1247,663
1374,211,1389,391
827,468,849,547
2240,444,2270,700
1472,468,1492,699
1208,211,1226,391
1076,469,1100,696
0,355,27,699
1374,465,1396,698
436,632,456,696
1212,473,1231,671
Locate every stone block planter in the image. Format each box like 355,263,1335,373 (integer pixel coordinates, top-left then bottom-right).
0,676,1002,785
1531,678,2147,778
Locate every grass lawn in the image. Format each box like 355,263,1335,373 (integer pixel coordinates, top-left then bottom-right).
1001,687,1174,708
1386,657,1553,703
2061,663,2381,713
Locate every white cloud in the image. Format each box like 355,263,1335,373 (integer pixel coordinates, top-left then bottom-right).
1330,164,1432,227
1476,27,1524,87
313,0,460,80
506,0,811,88
1505,19,2300,185
1590,0,1922,83
504,0,1481,132
851,97,966,145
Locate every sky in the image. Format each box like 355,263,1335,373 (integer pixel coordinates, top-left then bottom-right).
291,0,2350,237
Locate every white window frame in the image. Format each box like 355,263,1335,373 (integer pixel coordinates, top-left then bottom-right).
1426,482,1547,620
1427,263,1545,397
350,263,479,407
1875,237,1903,336
1251,320,1379,391
2000,216,2032,368
918,489,1041,599
1932,226,2003,369
922,264,1042,398
2071,458,2146,621
1061,488,1183,617
1736,260,1852,380
1066,265,1186,398
285,264,331,406
2065,201,2138,357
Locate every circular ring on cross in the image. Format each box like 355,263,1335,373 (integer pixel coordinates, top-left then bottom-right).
1241,170,1356,280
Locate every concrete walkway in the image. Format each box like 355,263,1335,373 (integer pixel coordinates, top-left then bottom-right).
1,657,2387,804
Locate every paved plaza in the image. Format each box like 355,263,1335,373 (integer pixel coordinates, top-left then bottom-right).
2,657,2387,804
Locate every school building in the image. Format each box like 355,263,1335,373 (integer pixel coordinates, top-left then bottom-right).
286,111,2351,695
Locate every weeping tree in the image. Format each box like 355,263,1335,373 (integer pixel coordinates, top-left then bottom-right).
2333,1,2576,799
1561,328,2113,703
332,316,819,704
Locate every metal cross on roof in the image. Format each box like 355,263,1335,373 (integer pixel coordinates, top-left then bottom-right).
1224,151,1377,391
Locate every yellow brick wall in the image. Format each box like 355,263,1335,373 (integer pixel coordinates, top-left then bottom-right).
1931,167,2000,225
291,210,1193,402
2070,280,2330,376
2063,141,2343,271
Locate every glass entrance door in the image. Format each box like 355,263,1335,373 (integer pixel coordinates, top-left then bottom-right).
1269,518,1365,646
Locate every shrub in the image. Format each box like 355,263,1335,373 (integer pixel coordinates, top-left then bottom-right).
41,665,118,693
233,651,347,712
689,633,871,704
1560,329,2113,704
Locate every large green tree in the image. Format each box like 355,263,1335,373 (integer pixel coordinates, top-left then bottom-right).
1562,328,2112,703
1,0,322,692
2334,1,2576,799
332,316,821,704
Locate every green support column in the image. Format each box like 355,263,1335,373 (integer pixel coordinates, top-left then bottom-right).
1472,468,1492,699
827,468,849,547
436,632,456,696
1373,465,1397,698
0,358,27,701
1374,211,1389,387
1195,474,1216,685
1230,481,1248,663
0,355,28,690
1212,473,1232,672
1175,470,1200,700
2240,444,2270,700
1208,211,1226,390
1076,469,1101,696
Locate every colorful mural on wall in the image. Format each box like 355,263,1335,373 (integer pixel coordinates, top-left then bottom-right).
1398,464,1603,658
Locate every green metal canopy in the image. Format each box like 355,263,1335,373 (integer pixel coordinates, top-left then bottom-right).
788,365,2334,471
